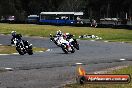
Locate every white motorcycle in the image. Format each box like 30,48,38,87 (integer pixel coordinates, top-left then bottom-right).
60,39,75,54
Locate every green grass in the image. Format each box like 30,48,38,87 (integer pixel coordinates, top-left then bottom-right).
0,45,47,54
0,23,132,42
65,66,132,88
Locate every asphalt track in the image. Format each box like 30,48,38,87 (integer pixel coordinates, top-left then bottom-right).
0,35,132,88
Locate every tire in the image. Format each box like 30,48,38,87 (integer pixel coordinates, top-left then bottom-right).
70,46,75,53
73,39,79,50
16,47,25,55
28,49,33,55
19,52,25,55
26,45,33,55
63,49,68,54
75,44,79,50
61,45,68,54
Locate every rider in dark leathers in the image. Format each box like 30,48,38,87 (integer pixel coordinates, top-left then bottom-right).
11,31,30,47
11,31,22,44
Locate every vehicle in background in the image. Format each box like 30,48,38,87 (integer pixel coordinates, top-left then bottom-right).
99,18,132,28
39,12,83,25
7,16,15,23
100,18,120,26
0,16,15,23
27,15,39,24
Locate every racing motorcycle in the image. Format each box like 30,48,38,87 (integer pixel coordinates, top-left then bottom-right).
61,42,75,54
69,38,79,50
15,39,33,55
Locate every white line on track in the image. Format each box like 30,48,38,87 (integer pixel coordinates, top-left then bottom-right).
39,37,44,38
11,45,15,46
104,41,108,42
12,53,19,55
75,63,83,65
121,42,125,44
0,50,45,55
120,58,126,61
4,68,13,71
90,40,95,42
46,49,52,52
0,54,10,56
37,51,44,53
76,39,80,40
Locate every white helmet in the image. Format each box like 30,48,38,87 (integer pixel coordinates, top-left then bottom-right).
11,31,16,34
58,30,62,34
11,31,16,36
65,33,69,35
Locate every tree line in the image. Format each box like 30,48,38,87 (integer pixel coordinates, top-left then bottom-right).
0,0,132,21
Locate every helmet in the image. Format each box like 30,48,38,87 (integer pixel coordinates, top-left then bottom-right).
57,30,62,36
63,34,67,39
58,30,62,34
11,31,16,36
65,33,69,35
11,31,16,34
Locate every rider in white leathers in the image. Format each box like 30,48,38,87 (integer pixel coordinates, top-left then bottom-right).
61,34,72,51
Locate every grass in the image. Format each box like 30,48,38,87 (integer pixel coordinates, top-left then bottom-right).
64,66,132,88
33,47,47,52
0,23,132,42
0,45,47,54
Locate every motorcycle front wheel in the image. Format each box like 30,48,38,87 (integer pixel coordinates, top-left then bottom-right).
70,46,75,53
27,49,33,55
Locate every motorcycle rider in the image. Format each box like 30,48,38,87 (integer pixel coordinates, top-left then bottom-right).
11,31,30,47
63,32,79,50
11,31,22,44
54,30,63,45
61,34,73,51
62,33,75,44
63,33,74,40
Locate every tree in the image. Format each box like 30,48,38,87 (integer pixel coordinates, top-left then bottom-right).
0,0,132,21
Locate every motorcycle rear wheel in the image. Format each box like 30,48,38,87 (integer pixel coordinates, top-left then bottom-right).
16,47,25,55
